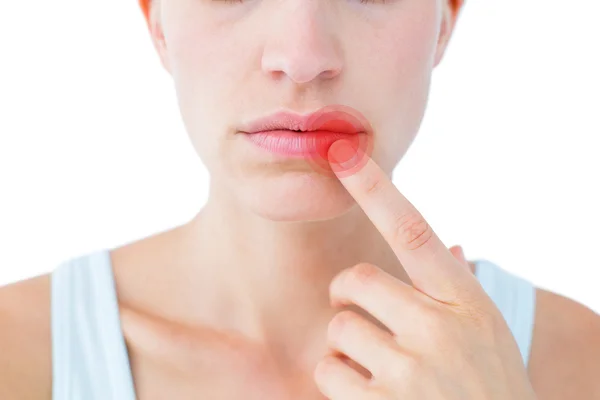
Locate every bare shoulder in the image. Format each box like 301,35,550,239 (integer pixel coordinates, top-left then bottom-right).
528,287,600,399
0,274,52,399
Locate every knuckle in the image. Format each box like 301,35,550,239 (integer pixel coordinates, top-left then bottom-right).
314,355,341,379
392,211,434,251
328,310,360,340
347,262,380,287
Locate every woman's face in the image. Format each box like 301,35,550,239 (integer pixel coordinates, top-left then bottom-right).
145,0,463,221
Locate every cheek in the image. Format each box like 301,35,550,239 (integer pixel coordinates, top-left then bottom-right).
164,21,247,159
159,1,440,172
357,10,439,171
368,5,439,99
168,26,235,106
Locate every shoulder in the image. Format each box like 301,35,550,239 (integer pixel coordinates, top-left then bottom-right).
0,274,53,399
528,287,600,399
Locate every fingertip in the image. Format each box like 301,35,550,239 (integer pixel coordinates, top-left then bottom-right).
328,139,359,170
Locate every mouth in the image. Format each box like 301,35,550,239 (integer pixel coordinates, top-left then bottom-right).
238,105,372,135
238,105,373,161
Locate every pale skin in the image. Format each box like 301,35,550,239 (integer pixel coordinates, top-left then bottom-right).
1,0,600,398
314,140,537,399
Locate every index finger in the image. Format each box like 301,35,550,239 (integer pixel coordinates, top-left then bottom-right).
327,139,476,303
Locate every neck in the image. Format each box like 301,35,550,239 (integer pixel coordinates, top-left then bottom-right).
165,183,410,364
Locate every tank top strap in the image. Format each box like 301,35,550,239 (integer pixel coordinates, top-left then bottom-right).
473,259,536,368
51,249,136,400
50,250,535,397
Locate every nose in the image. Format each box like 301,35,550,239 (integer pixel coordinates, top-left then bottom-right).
261,2,343,85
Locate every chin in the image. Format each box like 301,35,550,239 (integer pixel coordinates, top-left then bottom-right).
212,132,377,222
237,172,358,222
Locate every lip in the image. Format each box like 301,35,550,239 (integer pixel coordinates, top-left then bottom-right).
243,130,368,159
239,105,372,135
238,105,373,160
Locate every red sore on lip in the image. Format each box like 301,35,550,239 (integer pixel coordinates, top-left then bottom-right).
242,105,373,178
328,139,357,165
303,106,372,178
326,138,366,178
314,118,355,133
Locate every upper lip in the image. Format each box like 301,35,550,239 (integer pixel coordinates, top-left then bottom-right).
239,106,371,134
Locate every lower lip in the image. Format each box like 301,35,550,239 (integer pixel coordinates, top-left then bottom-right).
243,130,364,158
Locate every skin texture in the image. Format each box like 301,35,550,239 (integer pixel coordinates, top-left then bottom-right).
310,145,539,399
2,0,600,398
148,0,452,222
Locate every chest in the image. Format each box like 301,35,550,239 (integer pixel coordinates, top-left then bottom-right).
121,312,328,400
127,347,327,400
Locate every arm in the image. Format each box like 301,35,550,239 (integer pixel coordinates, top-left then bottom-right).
0,275,53,400
528,288,600,399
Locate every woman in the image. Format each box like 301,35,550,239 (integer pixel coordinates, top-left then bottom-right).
1,0,599,398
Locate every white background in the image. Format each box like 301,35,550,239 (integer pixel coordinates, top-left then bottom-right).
1,1,599,313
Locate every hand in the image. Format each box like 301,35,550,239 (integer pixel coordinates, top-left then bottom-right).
313,140,537,400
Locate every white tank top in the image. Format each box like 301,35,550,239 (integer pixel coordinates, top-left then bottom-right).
51,248,536,399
